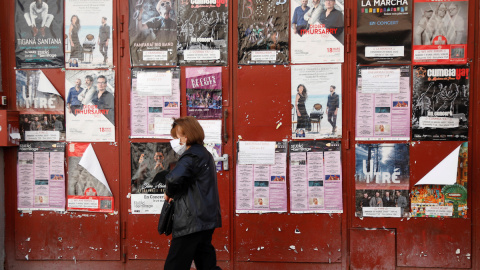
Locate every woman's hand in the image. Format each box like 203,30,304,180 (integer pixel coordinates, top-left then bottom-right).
164,194,173,203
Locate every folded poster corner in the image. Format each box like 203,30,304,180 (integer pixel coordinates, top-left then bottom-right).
414,144,463,186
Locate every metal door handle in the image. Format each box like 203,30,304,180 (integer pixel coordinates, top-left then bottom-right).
214,154,229,171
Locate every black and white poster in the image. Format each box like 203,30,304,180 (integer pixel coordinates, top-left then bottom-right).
238,0,288,64
177,0,228,65
412,65,469,141
357,0,412,64
15,0,64,68
129,0,177,66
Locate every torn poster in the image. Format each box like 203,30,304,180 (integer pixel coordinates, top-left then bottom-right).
67,143,114,213
238,0,288,64
65,0,113,69
15,0,64,68
186,67,222,119
356,66,411,140
413,0,468,64
412,65,469,141
177,0,228,65
290,141,343,213
129,0,177,66
357,0,412,64
411,142,467,218
17,142,66,211
16,70,65,141
131,142,178,214
355,143,410,218
65,70,115,142
130,68,180,138
236,142,287,213
291,64,342,139
290,0,344,63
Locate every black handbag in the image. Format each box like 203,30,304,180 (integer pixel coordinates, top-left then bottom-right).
158,200,174,236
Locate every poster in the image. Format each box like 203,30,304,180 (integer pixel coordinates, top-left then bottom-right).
17,142,66,211
131,142,178,214
290,141,343,213
238,0,288,64
236,142,288,213
356,66,411,140
290,0,344,63
65,0,113,68
291,64,342,139
412,65,469,141
67,143,114,212
16,70,65,141
355,143,410,218
357,0,412,64
186,67,222,119
131,68,180,138
413,0,468,64
129,0,177,66
65,70,115,142
15,0,64,68
177,0,228,65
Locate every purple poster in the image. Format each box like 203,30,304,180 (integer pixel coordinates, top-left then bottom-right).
186,67,222,119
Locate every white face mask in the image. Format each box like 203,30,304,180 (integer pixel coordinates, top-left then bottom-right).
170,139,186,155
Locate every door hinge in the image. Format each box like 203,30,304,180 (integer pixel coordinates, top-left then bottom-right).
120,39,125,58
346,34,351,53
346,8,351,27
120,15,124,33
122,245,127,263
122,221,127,239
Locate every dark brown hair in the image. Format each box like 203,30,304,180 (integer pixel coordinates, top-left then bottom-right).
171,116,205,145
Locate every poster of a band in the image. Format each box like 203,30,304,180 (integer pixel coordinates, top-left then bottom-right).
290,0,344,63
413,0,468,64
355,143,410,218
17,142,66,211
131,142,178,214
356,66,411,141
291,64,342,139
65,0,112,68
186,67,222,119
16,70,65,141
129,0,177,66
412,65,469,141
177,0,228,65
131,68,180,138
65,70,115,142
67,143,114,212
236,142,288,213
238,0,288,64
289,141,343,213
357,0,412,64
15,0,64,68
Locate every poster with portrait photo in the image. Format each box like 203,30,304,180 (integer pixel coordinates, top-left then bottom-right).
355,143,410,218
65,0,113,69
357,0,412,64
67,143,114,213
65,70,115,142
15,0,64,68
20,113,65,141
129,0,177,66
413,0,468,64
291,64,342,139
291,0,344,63
130,142,178,214
412,65,469,141
186,67,222,119
238,0,288,64
177,0,228,66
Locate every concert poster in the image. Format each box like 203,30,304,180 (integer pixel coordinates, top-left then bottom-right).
186,67,222,119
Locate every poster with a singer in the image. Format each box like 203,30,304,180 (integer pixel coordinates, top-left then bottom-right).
177,0,228,65
65,70,115,142
129,0,177,66
15,0,64,68
65,0,113,68
413,0,468,64
357,0,412,64
412,65,469,141
238,0,289,64
290,0,344,63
